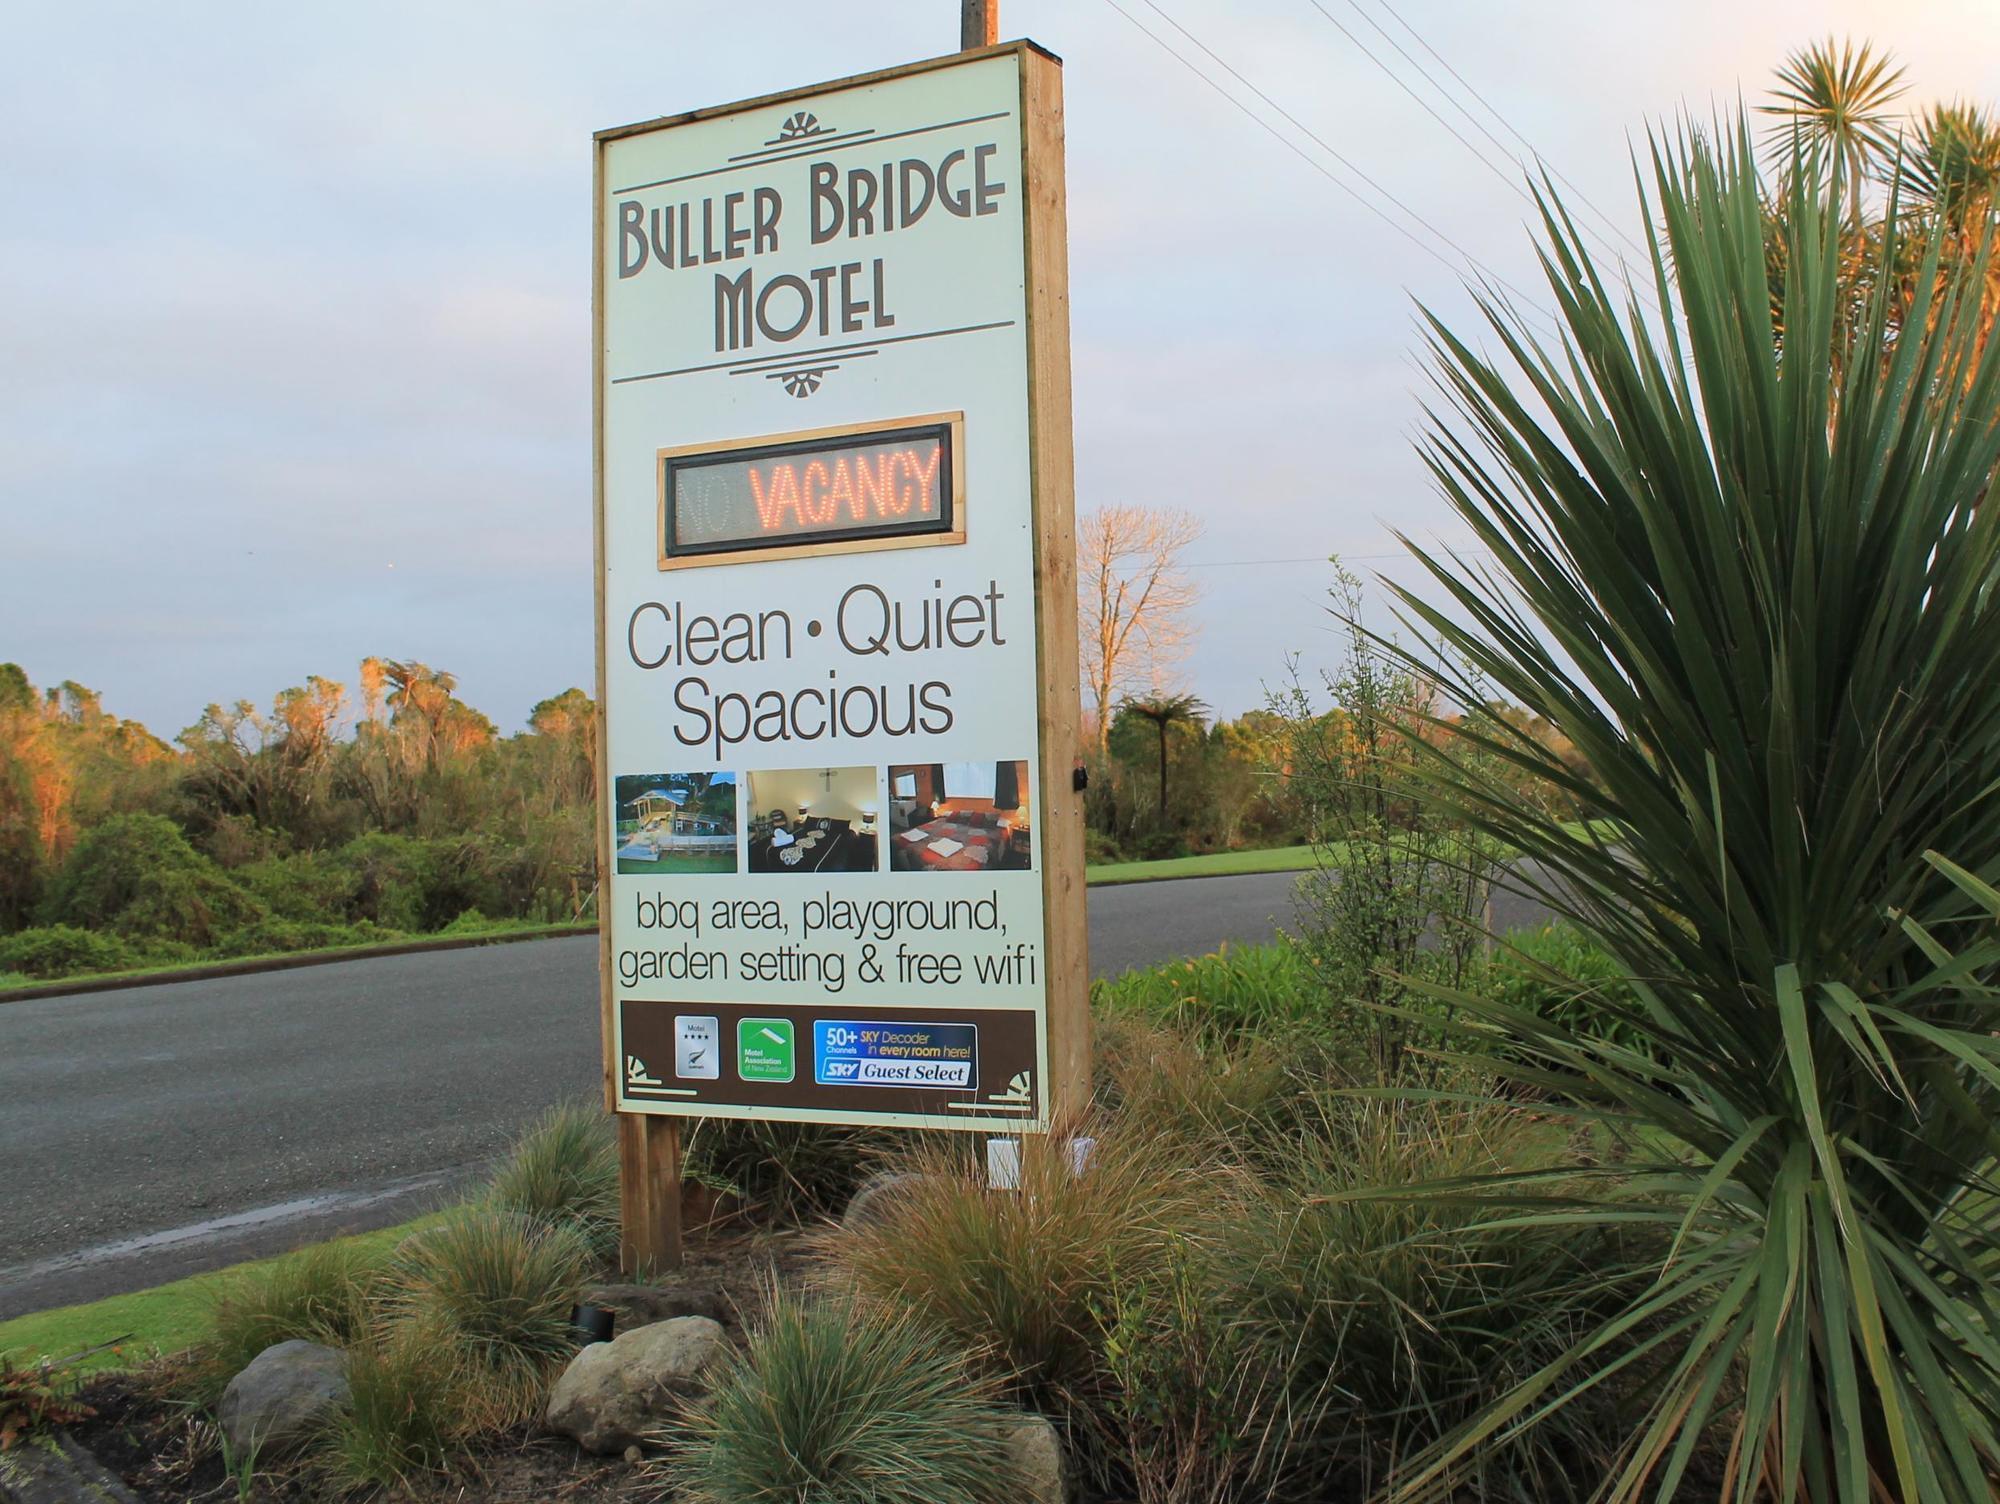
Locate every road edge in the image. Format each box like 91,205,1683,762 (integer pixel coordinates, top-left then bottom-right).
0,926,599,1005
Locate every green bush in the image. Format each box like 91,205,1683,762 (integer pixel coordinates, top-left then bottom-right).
335,834,503,933
1082,829,1125,865
37,812,266,948
0,924,143,980
662,1290,1023,1504
1092,942,1328,1044
1477,923,1647,1055
1228,1092,1632,1500
196,1241,387,1401
387,1209,595,1426
211,916,396,959
234,850,363,922
485,1101,620,1258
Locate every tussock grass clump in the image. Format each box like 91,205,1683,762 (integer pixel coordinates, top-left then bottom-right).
195,1240,386,1400
661,1289,1021,1504
484,1100,620,1256
387,1208,594,1426
827,1123,1209,1405
1093,1009,1320,1162
322,1325,458,1490
1229,1091,1631,1500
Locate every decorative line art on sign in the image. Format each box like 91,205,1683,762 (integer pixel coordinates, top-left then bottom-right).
778,367,826,397
613,109,1011,196
626,1054,663,1088
776,111,825,141
625,1053,698,1098
614,320,1013,387
948,1068,1035,1114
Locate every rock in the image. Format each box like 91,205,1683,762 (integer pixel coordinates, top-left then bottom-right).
0,1431,145,1504
623,1444,644,1465
581,1280,730,1329
841,1171,926,1233
544,1316,727,1454
217,1339,350,1459
1004,1413,1067,1504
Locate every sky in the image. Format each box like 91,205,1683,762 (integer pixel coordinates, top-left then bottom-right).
4,0,1996,738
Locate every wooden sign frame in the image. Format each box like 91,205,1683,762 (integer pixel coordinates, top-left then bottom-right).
592,40,1085,1271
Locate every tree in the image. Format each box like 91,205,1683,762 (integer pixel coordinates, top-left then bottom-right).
1381,115,2000,1504
1077,506,1202,750
1117,693,1207,823
1759,38,2000,354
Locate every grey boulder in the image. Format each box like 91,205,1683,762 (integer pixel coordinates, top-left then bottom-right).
1005,1412,1068,1504
544,1316,727,1454
217,1339,350,1459
841,1171,927,1233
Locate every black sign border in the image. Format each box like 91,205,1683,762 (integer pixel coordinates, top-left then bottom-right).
655,410,966,571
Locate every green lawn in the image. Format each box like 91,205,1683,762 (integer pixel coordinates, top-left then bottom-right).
0,1214,445,1371
1084,844,1318,886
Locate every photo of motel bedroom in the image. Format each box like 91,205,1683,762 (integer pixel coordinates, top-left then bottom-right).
888,761,1032,872
744,767,883,873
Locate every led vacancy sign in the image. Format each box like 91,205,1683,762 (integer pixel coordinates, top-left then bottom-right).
658,413,964,569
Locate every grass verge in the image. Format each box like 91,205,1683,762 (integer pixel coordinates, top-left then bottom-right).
0,921,593,1001
0,1214,446,1372
1084,844,1318,886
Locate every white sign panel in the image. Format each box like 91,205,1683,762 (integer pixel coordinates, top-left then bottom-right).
595,46,1075,1132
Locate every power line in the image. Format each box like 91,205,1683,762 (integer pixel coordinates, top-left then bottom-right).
1305,0,1659,313
1100,0,1562,337
1136,0,1567,322
1366,0,1655,264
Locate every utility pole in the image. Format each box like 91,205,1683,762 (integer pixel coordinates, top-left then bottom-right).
961,0,997,49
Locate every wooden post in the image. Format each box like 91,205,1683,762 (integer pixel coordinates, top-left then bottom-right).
961,0,997,50
618,1113,683,1273
1018,47,1090,1127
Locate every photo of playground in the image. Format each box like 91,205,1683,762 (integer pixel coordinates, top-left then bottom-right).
888,759,1032,872
613,771,738,874
744,766,882,873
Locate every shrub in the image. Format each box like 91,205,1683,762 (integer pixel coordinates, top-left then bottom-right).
387,1208,594,1426
1227,1092,1632,1500
0,924,142,980
37,812,266,948
662,1289,1022,1504
336,834,502,933
195,1240,387,1401
683,1118,893,1223
485,1101,620,1258
1082,829,1125,865
322,1325,458,1489
1374,114,2000,1500
1477,923,1647,1056
234,850,363,922
1092,942,1327,1044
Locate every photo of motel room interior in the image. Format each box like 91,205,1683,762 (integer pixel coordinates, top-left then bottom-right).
744,766,882,873
888,760,1032,872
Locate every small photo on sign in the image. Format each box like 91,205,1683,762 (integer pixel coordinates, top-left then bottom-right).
615,771,738,875
746,767,882,874
887,760,1032,873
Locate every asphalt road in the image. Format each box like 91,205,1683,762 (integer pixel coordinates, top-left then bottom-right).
0,869,1549,1318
